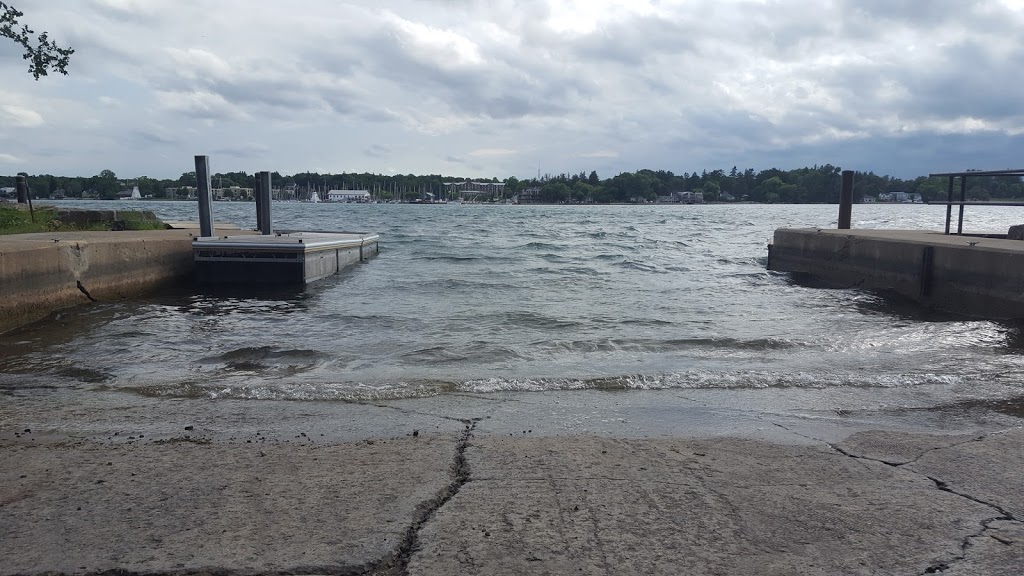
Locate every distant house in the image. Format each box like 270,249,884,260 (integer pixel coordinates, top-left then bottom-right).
446,181,506,200
515,187,542,204
0,187,15,198
892,192,910,202
678,191,704,204
327,189,371,203
213,186,253,200
878,192,893,202
719,192,735,202
659,190,708,204
862,196,877,203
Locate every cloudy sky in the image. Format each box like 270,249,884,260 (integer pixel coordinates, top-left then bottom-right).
2,0,1023,180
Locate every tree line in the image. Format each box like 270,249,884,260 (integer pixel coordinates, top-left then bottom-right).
3,165,1024,203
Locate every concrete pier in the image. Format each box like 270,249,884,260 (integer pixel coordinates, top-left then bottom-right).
1,227,379,332
0,230,203,333
768,228,1024,318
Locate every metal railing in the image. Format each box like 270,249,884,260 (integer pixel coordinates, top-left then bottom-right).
927,169,1024,235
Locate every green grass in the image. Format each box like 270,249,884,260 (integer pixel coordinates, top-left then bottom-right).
0,204,166,234
120,211,167,230
0,205,59,234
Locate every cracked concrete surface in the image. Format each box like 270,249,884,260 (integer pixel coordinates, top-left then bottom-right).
408,434,1021,575
0,438,458,575
1,391,1022,575
835,428,1024,575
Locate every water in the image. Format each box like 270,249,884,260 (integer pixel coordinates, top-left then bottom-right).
3,200,1024,409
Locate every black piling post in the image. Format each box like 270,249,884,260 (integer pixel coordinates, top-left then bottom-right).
16,175,28,204
258,171,272,235
195,155,214,237
838,170,854,229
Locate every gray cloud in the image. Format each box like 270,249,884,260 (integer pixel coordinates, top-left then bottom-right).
364,144,392,158
5,0,1024,179
212,143,270,159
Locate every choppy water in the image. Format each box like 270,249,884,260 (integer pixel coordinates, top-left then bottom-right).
3,200,1024,406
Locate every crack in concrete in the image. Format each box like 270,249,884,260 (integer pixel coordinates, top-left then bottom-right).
769,422,1022,575
76,280,97,302
12,422,483,576
895,434,989,467
919,515,1007,575
369,418,480,576
926,477,1016,521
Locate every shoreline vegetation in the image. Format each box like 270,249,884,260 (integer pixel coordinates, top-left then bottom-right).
0,203,165,235
4,165,1024,205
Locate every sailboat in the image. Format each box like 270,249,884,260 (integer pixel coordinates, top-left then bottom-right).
120,185,142,200
310,190,321,203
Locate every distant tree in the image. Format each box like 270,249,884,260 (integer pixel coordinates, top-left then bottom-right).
701,180,721,201
504,176,520,195
571,181,598,203
91,169,119,199
540,182,570,203
1,2,74,79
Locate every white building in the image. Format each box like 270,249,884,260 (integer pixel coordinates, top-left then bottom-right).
327,189,371,203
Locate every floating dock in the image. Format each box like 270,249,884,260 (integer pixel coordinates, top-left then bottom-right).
193,231,379,284
768,228,1024,319
188,157,380,285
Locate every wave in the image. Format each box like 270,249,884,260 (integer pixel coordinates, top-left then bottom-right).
462,371,968,393
200,346,329,365
616,261,669,274
108,370,972,402
116,379,457,402
414,255,481,262
524,336,802,355
197,346,332,377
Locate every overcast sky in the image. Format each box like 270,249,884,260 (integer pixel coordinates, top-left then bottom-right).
2,0,1023,180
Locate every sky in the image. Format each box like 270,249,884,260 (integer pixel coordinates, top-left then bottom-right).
2,0,1024,181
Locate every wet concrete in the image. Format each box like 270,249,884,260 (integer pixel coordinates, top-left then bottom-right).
1,389,1022,575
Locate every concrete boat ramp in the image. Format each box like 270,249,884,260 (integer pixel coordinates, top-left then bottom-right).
1,388,1022,576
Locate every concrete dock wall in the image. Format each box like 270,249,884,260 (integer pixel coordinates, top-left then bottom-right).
769,228,1024,319
2,231,379,333
0,230,198,333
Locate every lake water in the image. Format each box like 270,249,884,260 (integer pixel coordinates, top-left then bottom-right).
3,200,1024,411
